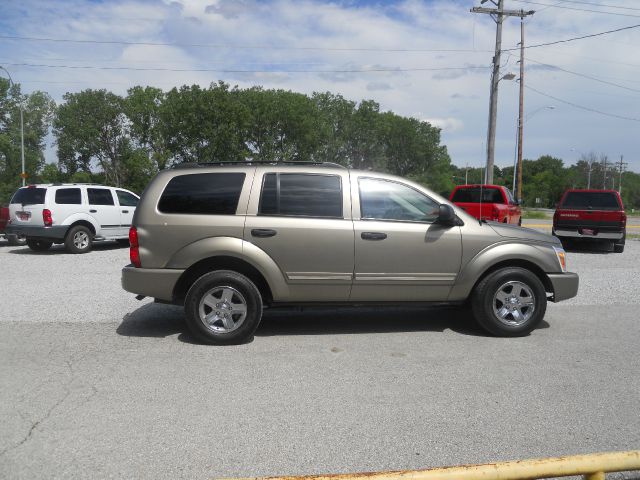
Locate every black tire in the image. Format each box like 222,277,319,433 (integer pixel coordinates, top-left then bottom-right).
64,225,93,254
471,267,547,337
7,234,26,246
614,233,625,253
184,270,263,345
116,239,130,247
26,239,53,251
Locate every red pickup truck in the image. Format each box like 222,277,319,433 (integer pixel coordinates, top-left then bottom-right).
450,184,522,225
1,206,26,245
553,189,626,253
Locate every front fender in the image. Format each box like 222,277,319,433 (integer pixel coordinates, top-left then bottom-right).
448,241,560,301
165,236,290,299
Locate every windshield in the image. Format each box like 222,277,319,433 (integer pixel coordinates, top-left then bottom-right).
561,191,620,210
10,188,47,205
451,187,504,204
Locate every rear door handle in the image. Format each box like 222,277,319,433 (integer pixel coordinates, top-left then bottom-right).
89,209,97,213
251,228,277,238
361,232,387,241
122,210,129,213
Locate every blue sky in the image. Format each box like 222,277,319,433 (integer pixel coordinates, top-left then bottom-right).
1,0,640,175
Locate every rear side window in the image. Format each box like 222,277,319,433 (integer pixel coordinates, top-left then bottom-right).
55,188,82,205
258,173,342,218
158,173,246,215
10,188,46,205
451,187,504,204
88,188,115,206
116,190,139,207
561,191,621,210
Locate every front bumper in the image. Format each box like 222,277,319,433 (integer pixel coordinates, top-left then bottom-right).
547,272,579,302
5,224,69,241
121,265,184,302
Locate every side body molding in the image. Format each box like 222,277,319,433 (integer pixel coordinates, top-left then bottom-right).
165,236,290,300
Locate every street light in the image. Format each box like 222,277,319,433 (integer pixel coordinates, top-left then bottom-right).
512,105,555,197
0,66,26,187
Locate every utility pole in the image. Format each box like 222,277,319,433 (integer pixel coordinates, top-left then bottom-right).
465,163,469,185
471,1,534,185
516,16,526,203
602,156,608,189
617,155,627,195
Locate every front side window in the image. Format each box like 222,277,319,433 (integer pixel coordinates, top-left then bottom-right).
158,173,246,215
259,173,343,218
359,177,439,223
55,188,82,205
116,190,139,207
88,188,115,206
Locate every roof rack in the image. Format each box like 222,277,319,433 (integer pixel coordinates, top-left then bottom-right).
172,161,347,169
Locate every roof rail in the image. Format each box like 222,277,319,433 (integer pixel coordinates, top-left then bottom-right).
172,161,347,169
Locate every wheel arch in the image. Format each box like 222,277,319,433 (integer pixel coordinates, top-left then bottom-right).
67,220,96,237
172,256,274,306
469,259,553,300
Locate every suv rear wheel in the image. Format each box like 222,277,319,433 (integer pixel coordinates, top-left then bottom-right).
184,270,263,345
65,225,93,254
26,239,52,251
471,267,547,337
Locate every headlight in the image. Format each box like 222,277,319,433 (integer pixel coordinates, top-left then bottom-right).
553,246,567,272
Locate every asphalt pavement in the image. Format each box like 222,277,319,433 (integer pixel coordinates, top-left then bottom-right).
1,235,639,479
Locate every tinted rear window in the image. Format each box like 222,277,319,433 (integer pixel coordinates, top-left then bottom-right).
259,173,342,218
55,188,82,205
561,191,621,210
10,188,46,205
88,188,115,206
451,187,504,204
158,173,246,215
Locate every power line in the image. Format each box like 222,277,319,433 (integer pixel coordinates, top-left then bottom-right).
527,57,640,93
1,62,491,74
503,23,640,50
526,84,640,122
0,34,490,53
512,0,640,17
553,0,640,11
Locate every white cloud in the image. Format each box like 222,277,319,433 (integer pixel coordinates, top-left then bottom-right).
1,0,639,171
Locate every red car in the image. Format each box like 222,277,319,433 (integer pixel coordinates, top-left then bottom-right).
553,189,626,253
0,205,26,246
450,184,522,225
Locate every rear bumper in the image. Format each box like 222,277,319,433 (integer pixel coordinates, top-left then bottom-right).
547,272,579,302
554,228,624,240
121,265,184,302
5,224,69,241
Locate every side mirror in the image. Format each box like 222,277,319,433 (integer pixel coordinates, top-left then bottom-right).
436,204,456,226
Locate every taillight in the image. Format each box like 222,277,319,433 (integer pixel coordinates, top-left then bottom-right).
42,209,52,227
492,207,499,220
129,226,141,268
621,212,627,228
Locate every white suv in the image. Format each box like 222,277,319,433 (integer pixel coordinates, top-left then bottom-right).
5,184,139,253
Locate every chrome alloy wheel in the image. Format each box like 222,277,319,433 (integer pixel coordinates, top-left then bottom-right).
492,280,535,327
198,286,248,334
73,231,90,249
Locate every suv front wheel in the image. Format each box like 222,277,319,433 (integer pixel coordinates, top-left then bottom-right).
184,270,263,345
471,267,547,337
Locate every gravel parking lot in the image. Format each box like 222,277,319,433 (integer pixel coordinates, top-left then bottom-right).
1,235,639,479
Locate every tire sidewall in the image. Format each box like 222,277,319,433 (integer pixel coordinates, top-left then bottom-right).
473,267,547,337
184,270,263,345
26,239,52,251
65,225,93,254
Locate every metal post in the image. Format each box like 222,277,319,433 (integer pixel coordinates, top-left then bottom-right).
516,18,525,203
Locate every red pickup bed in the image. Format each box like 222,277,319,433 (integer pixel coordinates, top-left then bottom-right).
450,184,522,225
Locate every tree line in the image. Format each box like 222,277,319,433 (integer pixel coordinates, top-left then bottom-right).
1,78,639,209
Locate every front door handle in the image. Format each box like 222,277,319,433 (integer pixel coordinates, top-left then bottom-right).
251,228,277,238
361,232,387,241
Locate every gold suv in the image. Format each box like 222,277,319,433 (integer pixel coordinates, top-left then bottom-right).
122,162,578,344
